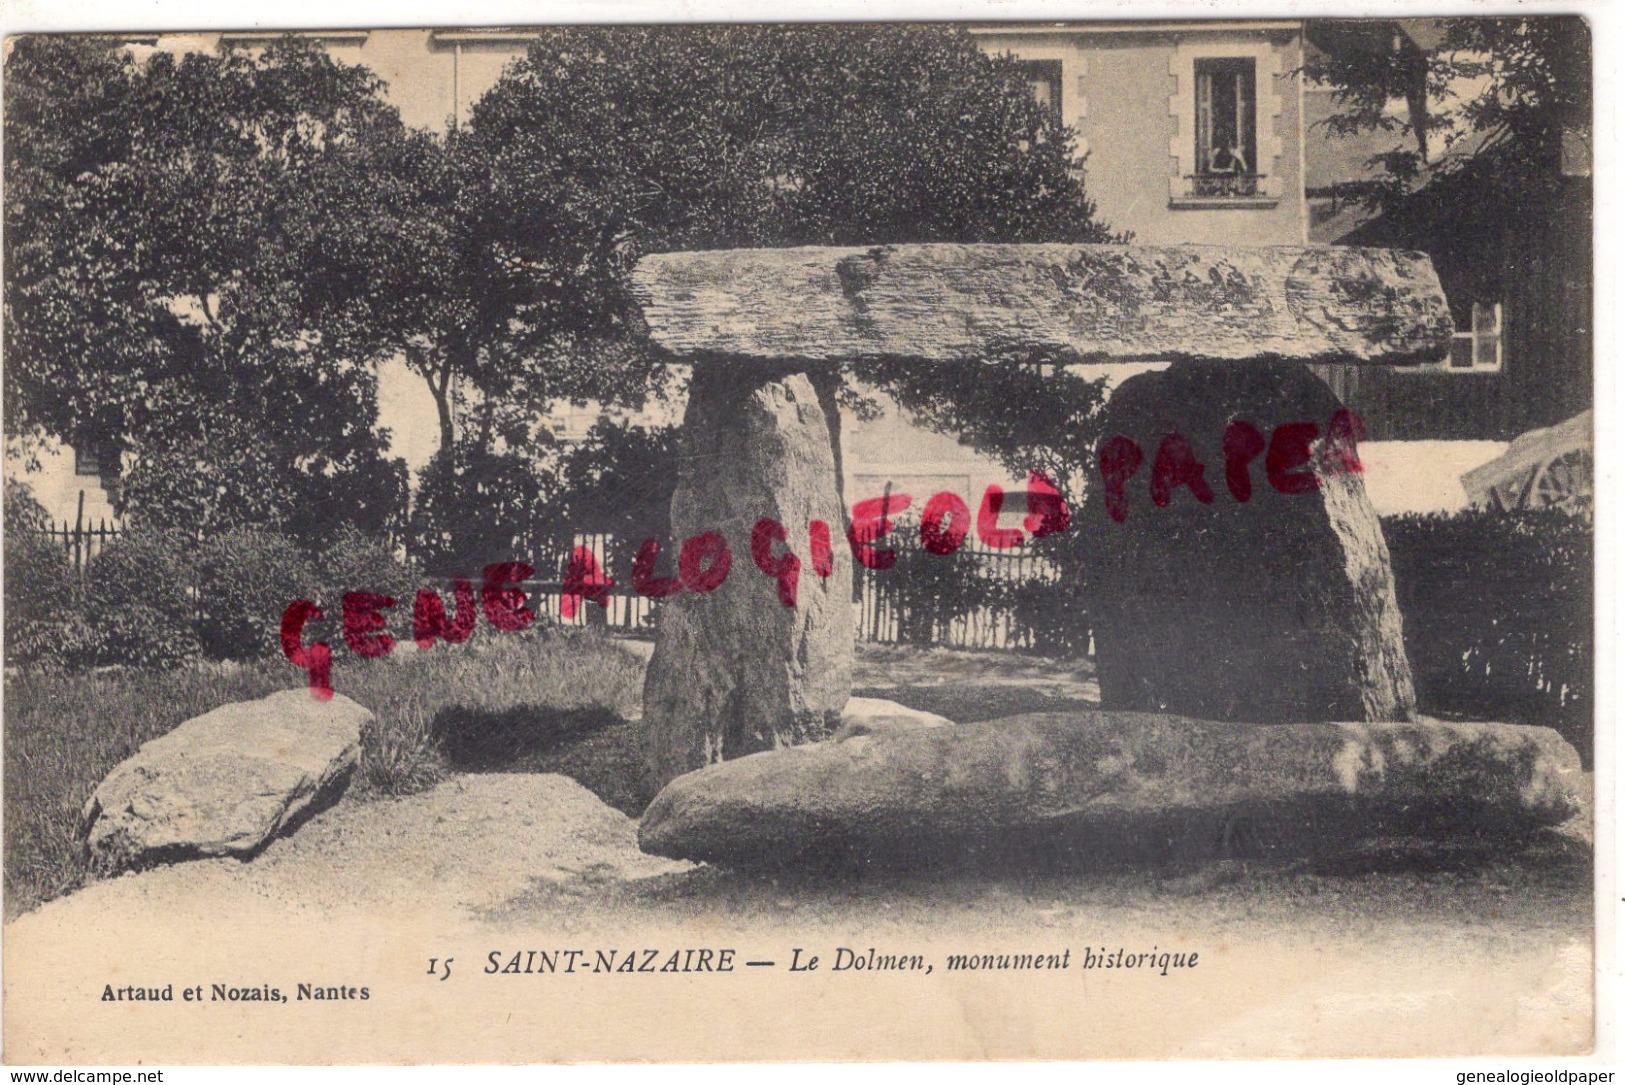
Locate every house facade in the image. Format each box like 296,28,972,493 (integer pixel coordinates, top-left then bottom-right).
864,21,1314,514
972,22,1308,248
3,436,120,526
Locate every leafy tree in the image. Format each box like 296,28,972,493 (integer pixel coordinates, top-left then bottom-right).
857,359,1110,507
1305,17,1590,209
1305,16,1590,432
2,481,73,667
544,419,679,539
428,25,1118,463
3,35,413,536
406,445,559,575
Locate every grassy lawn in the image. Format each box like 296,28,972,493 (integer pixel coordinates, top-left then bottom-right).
3,627,646,918
6,632,1107,918
853,642,1100,722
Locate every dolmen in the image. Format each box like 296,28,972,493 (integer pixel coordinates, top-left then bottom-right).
83,689,369,872
626,242,1585,866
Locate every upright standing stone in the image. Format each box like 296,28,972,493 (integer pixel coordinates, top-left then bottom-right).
628,243,1452,772
1082,362,1416,723
640,360,853,790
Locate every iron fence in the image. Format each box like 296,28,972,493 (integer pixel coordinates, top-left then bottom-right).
30,520,1072,652
40,518,122,574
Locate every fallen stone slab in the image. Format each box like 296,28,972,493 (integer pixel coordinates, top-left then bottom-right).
638,712,1583,869
832,697,954,742
631,243,1453,366
83,689,369,872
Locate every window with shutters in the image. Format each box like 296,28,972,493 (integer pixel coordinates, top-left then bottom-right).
1168,40,1283,208
1192,58,1259,197
74,443,105,476
1019,60,1063,122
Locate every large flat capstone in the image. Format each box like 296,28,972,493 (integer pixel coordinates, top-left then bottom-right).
631,243,1453,366
638,712,1583,868
83,689,368,871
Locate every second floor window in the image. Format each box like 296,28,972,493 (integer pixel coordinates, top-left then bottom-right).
1194,58,1258,196
1020,60,1063,122
74,443,105,476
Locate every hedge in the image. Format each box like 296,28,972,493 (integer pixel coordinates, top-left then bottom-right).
2,513,422,672
1384,508,1592,762
969,505,1594,759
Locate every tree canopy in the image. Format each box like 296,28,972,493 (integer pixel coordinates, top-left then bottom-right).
439,24,1116,441
1305,17,1590,209
396,24,1120,568
4,35,413,535
6,27,1120,547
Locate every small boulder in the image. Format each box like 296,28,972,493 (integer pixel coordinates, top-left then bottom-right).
832,697,954,742
83,689,369,872
639,712,1583,868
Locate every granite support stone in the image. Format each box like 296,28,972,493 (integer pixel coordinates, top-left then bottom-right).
628,243,1454,790
639,359,853,791
1082,361,1416,723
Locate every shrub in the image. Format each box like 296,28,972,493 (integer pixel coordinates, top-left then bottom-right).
888,536,1010,647
543,419,679,543
3,477,51,535
855,515,1040,649
80,529,203,665
1008,572,1090,658
1383,508,1592,761
7,514,209,672
313,524,424,652
90,615,203,671
195,528,319,660
4,483,77,669
1006,528,1092,657
83,529,197,628
5,611,99,673
407,448,556,576
316,525,421,603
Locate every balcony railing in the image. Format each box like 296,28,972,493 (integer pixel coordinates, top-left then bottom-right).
1183,172,1266,199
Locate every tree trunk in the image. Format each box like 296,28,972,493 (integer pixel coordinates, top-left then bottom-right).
424,366,455,457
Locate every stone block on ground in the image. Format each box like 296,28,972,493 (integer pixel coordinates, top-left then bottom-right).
83,689,369,872
1083,361,1416,723
640,360,853,791
638,712,1583,868
832,697,954,742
